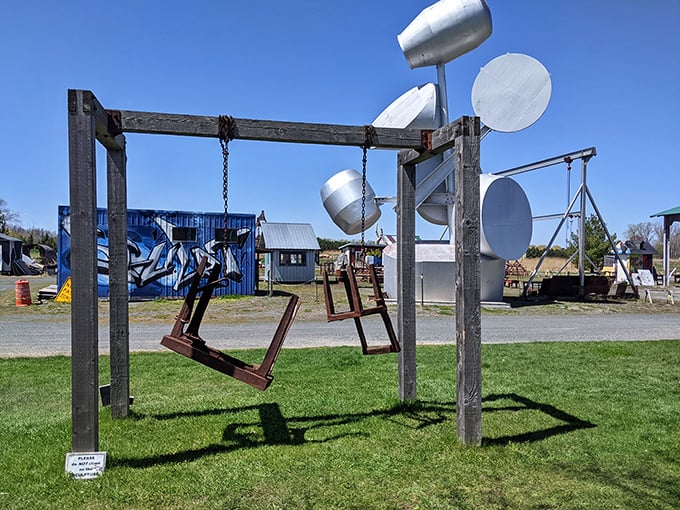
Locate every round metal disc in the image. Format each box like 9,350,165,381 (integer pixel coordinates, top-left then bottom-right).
471,53,552,133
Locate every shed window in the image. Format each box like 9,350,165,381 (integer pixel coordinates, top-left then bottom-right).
171,227,197,242
279,252,306,266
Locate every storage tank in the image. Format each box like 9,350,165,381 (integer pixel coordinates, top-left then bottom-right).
320,169,381,235
398,0,492,69
382,243,507,303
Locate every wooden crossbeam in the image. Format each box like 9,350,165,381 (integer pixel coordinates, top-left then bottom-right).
111,109,432,150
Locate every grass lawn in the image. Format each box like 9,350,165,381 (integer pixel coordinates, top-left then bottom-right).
1,341,679,509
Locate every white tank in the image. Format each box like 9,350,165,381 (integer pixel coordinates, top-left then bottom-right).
382,243,508,303
398,0,492,69
320,169,381,236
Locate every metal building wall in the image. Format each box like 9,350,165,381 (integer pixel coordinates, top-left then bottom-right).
272,249,317,283
58,206,255,298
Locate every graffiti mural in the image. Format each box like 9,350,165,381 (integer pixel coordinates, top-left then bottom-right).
58,206,256,298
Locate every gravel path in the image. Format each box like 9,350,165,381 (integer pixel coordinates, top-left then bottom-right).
2,313,679,358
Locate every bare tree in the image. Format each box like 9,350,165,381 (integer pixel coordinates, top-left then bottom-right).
0,198,19,233
624,221,658,244
651,222,680,260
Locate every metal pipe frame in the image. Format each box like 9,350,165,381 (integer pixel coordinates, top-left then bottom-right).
493,147,597,177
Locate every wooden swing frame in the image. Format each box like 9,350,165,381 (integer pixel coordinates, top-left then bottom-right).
322,263,400,355
161,256,301,391
68,89,483,452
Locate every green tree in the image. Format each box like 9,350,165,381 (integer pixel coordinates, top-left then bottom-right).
567,214,615,270
317,238,350,251
9,226,57,249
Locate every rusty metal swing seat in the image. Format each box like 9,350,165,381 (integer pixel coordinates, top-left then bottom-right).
161,256,300,391
323,263,400,355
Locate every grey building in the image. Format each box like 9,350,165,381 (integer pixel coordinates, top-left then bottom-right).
257,222,320,283
0,233,23,275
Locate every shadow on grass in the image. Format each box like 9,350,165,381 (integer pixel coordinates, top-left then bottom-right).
110,401,453,469
254,289,296,298
505,296,632,308
482,393,596,446
111,396,594,469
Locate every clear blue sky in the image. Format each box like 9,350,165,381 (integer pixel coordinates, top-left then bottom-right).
2,1,678,246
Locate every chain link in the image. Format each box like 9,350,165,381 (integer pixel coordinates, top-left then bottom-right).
218,116,235,276
360,125,375,249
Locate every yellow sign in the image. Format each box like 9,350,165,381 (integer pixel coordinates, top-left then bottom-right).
55,277,72,303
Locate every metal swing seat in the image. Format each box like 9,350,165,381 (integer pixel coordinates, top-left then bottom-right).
161,256,301,390
322,263,400,355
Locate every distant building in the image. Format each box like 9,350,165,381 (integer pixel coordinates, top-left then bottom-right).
257,222,320,283
603,239,658,283
0,233,23,275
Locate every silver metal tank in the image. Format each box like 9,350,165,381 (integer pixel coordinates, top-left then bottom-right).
320,169,381,235
398,0,492,69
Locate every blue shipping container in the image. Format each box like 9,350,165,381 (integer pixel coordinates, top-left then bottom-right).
58,206,256,299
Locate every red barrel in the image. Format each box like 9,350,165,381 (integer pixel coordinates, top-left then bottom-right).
15,280,32,306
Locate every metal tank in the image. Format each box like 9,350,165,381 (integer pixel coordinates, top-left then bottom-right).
398,0,492,69
320,169,381,236
383,243,512,303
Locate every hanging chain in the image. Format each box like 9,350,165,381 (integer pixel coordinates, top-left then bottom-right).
218,116,236,244
564,156,573,245
360,125,376,248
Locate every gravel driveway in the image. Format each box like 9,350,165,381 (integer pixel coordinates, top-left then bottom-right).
2,313,679,358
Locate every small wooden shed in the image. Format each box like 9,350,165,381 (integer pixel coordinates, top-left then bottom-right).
257,222,320,283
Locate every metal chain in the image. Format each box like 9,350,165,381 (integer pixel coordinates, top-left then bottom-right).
218,116,236,245
360,125,376,248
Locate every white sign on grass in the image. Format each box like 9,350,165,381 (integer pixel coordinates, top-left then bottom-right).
65,452,107,479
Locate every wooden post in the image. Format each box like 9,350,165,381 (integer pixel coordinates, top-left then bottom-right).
397,152,417,401
107,136,129,418
454,116,482,445
67,90,100,451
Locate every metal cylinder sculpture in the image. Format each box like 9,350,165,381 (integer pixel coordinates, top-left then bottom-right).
397,0,492,69
320,169,381,236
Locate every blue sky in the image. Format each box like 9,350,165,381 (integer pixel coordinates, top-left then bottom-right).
1,1,679,246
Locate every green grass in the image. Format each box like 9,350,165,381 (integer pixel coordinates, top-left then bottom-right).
1,342,679,509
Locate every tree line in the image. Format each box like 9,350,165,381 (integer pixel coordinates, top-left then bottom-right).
2,197,679,266
0,198,57,248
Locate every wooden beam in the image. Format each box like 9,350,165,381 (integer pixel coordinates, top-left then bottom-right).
397,118,467,166
107,135,130,419
113,109,431,150
68,90,122,151
454,116,482,446
67,89,100,452
397,152,417,401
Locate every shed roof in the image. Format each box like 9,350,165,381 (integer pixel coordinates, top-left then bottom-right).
259,222,320,251
0,233,22,242
623,240,657,255
650,205,680,217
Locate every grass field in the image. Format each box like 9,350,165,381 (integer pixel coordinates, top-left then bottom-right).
1,341,679,509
